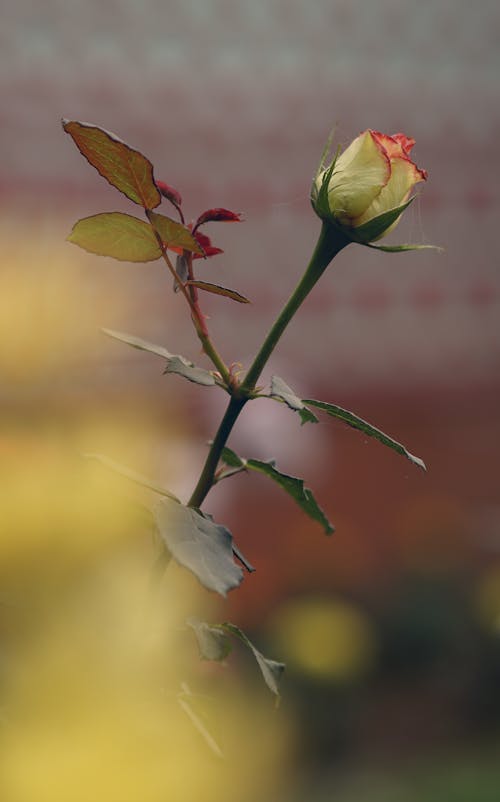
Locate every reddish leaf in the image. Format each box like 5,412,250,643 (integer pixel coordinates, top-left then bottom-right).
194,208,243,230
193,230,224,259
156,180,183,208
67,213,161,262
186,281,251,303
62,119,161,209
148,211,204,255
166,229,223,260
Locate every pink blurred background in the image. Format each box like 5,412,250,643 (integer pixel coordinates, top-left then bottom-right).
2,0,500,797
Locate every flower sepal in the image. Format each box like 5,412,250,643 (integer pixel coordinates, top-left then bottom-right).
310,150,339,221
349,197,415,244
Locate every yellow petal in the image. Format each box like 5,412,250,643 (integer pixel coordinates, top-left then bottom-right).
356,155,425,226
328,131,390,224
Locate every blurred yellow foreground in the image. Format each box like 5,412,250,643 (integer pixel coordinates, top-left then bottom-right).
0,228,287,801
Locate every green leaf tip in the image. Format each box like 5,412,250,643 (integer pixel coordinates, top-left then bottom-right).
269,376,319,424
303,399,426,471
220,623,285,698
220,447,334,534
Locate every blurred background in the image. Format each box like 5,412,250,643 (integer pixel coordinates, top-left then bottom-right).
1,0,500,799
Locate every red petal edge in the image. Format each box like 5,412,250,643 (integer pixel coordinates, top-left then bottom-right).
371,131,428,181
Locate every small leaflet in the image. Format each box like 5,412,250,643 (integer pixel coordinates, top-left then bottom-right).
186,281,251,304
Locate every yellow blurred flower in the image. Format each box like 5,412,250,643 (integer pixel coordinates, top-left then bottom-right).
269,596,377,682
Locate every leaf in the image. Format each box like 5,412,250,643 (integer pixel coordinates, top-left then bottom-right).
194,208,243,227
220,623,285,698
298,407,320,425
174,254,189,292
270,376,319,424
62,119,161,209
102,329,217,387
202,511,255,573
187,619,232,662
220,446,245,469
102,328,173,359
366,243,444,253
187,620,285,699
303,399,426,470
148,211,203,255
156,180,183,209
153,498,243,597
186,281,250,304
220,448,334,535
68,213,161,262
83,453,180,500
163,357,216,387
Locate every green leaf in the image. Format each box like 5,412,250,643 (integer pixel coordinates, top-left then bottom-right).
103,328,173,359
148,211,203,255
220,449,334,535
350,197,414,243
303,399,426,470
187,620,285,699
270,376,319,424
187,619,232,662
298,407,319,425
153,498,243,597
62,119,161,209
365,243,444,253
186,281,251,304
220,446,245,468
163,357,216,386
68,213,161,262
83,452,180,500
102,328,217,387
220,623,285,698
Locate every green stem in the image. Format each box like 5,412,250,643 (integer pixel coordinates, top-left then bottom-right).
187,221,349,509
188,396,247,508
240,221,349,393
197,332,232,386
145,209,232,386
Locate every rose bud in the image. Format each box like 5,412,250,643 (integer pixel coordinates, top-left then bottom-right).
311,129,427,245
